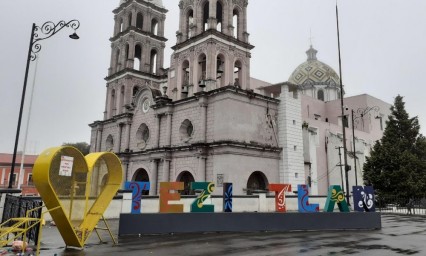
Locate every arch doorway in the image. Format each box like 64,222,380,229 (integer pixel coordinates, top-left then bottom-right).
246,171,268,195
177,171,195,195
132,168,150,195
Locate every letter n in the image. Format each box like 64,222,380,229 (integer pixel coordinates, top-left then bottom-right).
353,186,375,212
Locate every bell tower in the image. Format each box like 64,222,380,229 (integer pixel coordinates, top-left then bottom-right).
104,0,168,120
168,0,253,100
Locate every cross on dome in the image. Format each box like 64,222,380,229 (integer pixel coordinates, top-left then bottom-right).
306,45,318,61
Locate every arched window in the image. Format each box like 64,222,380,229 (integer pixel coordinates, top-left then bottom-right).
179,119,194,141
119,18,124,33
233,9,239,38
246,171,268,195
234,60,243,87
106,135,114,151
198,53,207,88
203,2,209,31
136,123,150,149
216,1,223,32
177,171,195,195
150,49,158,74
151,19,158,35
136,13,143,30
317,89,325,101
216,54,225,88
181,60,190,95
134,44,142,71
132,169,150,195
186,10,194,39
133,86,140,96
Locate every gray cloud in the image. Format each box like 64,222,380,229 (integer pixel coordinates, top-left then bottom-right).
1,0,425,154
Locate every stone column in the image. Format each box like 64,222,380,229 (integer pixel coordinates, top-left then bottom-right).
154,114,161,148
113,17,120,36
158,47,165,70
124,12,131,31
150,159,158,195
206,41,217,90
222,3,230,35
96,127,103,152
165,113,173,146
131,9,137,27
115,123,124,153
162,158,170,182
142,43,151,73
197,156,206,181
242,6,248,41
199,97,208,142
156,51,161,74
226,51,234,86
159,17,166,37
143,11,151,32
244,54,251,89
208,0,217,29
127,35,135,68
124,121,132,151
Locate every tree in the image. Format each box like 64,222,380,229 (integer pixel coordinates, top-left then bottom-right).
363,95,426,198
62,142,91,155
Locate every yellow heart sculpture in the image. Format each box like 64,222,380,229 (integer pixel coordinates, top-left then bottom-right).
33,146,123,247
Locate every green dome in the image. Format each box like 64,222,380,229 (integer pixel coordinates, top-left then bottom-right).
289,46,340,87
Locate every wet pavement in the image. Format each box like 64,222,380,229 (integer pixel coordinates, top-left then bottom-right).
35,214,426,255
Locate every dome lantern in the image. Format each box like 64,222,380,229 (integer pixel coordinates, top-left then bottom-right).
306,45,318,61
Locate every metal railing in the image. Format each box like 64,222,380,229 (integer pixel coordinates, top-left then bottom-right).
376,196,426,215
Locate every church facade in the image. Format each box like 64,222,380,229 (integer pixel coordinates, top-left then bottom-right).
89,0,390,196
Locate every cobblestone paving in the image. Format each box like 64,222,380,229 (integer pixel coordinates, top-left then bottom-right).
35,214,426,256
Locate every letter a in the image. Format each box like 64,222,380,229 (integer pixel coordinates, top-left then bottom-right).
324,185,350,212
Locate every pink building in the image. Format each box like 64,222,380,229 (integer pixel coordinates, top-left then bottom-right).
0,153,39,195
259,47,391,195
90,0,391,196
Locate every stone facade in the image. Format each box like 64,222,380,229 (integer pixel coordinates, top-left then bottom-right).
90,0,390,196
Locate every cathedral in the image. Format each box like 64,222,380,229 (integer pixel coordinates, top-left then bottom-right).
89,0,390,196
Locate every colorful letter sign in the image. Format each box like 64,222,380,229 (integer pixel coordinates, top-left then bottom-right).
297,184,319,212
269,184,291,212
159,182,184,213
353,186,375,212
125,182,150,214
190,182,215,212
324,185,350,212
223,183,233,212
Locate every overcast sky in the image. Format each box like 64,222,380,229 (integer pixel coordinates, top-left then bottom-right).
1,0,425,154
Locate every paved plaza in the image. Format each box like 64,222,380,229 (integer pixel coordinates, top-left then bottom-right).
38,214,425,256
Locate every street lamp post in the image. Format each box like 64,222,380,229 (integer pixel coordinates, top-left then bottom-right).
9,20,80,189
335,4,350,205
350,106,380,187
